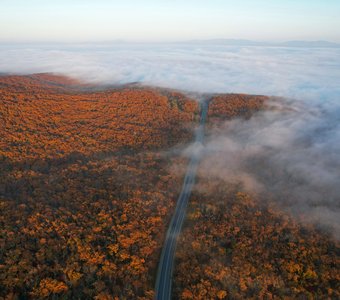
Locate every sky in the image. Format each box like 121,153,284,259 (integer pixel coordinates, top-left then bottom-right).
1,0,340,43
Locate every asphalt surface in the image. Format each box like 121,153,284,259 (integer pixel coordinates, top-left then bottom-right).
155,100,209,300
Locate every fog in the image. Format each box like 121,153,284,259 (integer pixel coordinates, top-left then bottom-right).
199,99,340,239
1,42,339,238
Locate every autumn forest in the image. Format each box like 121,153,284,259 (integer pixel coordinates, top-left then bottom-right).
0,74,339,299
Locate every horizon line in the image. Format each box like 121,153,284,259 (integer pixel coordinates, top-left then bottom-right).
1,38,340,46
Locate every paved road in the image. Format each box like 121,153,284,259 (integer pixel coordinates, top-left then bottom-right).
155,100,209,300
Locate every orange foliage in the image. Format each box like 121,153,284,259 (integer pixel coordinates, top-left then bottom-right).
0,74,197,298
173,180,340,299
208,94,267,121
0,74,197,163
30,278,68,297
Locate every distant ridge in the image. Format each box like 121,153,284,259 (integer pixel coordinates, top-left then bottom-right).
280,40,340,48
181,39,340,48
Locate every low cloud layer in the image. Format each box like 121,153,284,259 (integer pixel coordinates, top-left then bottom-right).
0,43,340,99
1,42,339,238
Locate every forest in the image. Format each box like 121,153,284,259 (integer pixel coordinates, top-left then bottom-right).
0,74,339,299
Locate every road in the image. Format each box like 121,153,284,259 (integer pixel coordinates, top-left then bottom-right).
155,100,209,300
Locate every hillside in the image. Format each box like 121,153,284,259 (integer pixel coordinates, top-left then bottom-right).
0,74,338,299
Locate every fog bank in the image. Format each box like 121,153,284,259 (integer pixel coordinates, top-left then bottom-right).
198,99,340,239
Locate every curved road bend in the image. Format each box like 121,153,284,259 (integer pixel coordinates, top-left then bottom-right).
155,100,209,300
